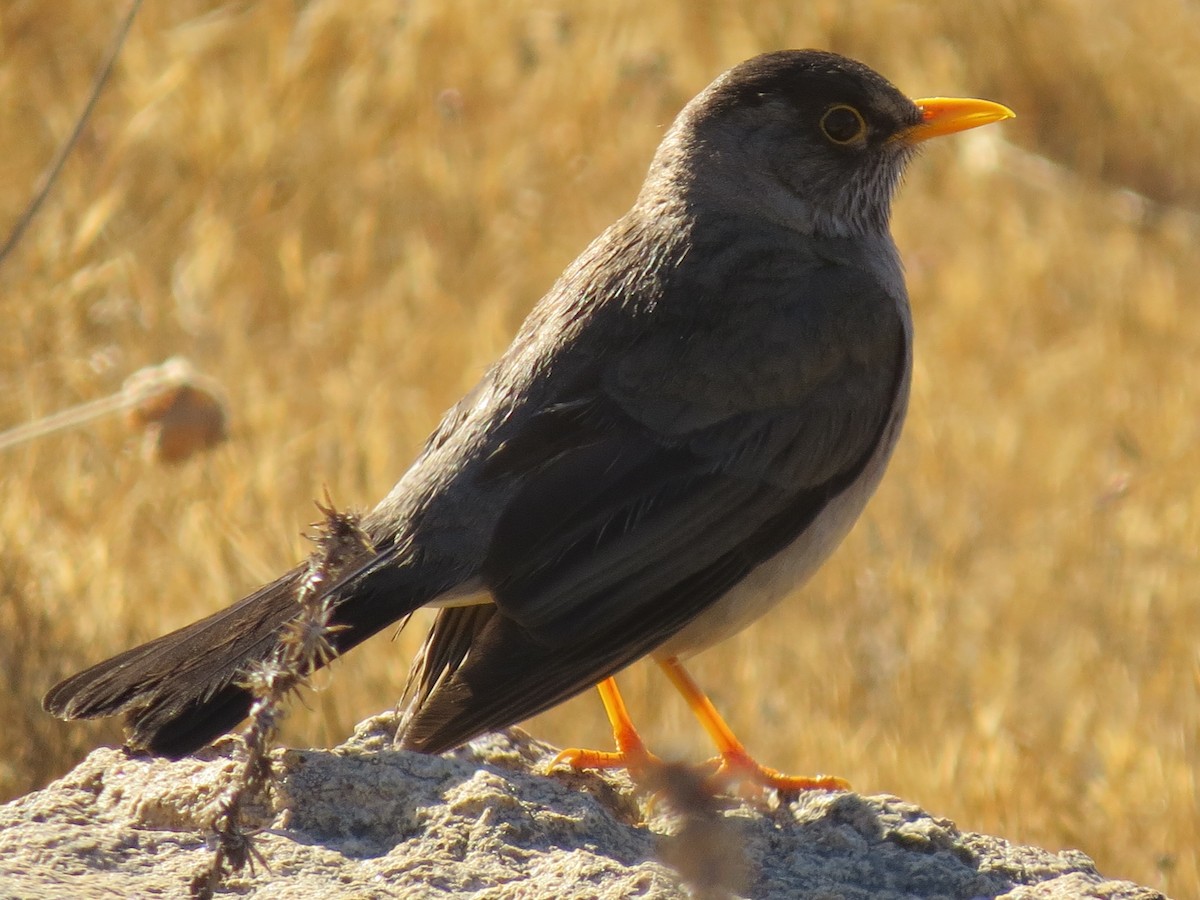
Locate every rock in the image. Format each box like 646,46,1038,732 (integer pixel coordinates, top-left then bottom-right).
0,712,1168,899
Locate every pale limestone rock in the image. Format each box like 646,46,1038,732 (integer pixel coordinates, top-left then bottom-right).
0,713,1169,899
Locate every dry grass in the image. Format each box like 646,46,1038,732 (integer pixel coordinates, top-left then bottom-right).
2,0,1198,894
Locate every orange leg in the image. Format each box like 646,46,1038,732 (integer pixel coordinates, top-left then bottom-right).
551,663,848,796
657,656,849,794
550,677,661,777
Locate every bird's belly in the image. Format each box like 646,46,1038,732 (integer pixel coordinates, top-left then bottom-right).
654,407,904,660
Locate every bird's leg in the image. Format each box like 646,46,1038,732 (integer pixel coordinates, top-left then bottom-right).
550,677,661,778
656,656,849,795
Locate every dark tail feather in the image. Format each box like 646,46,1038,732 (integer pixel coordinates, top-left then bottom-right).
44,553,433,758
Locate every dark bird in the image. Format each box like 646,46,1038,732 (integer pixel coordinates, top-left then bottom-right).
45,50,1013,790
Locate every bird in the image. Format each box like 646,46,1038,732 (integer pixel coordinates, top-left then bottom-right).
44,50,1013,792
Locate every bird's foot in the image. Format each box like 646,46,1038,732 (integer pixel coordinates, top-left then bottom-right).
549,676,664,780
549,737,662,780
700,746,849,798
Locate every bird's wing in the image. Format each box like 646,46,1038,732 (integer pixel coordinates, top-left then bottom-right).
400,258,909,752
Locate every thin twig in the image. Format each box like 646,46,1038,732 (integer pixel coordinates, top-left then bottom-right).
0,0,145,267
0,391,135,451
0,357,226,462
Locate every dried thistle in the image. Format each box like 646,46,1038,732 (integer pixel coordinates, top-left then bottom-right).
191,494,371,896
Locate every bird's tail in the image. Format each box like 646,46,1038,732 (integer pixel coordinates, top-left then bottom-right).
43,545,432,759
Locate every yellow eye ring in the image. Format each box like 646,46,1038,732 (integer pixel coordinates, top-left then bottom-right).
820,104,867,145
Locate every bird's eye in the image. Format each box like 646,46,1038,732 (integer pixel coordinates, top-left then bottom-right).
820,104,867,145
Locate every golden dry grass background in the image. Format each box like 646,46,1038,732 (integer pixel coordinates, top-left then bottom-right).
2,0,1198,894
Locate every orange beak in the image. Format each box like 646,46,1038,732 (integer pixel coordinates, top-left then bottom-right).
900,97,1015,143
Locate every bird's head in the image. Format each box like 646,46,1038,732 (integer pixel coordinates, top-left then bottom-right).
645,50,1013,238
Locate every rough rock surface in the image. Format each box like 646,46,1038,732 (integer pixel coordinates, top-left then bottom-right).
0,713,1169,899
